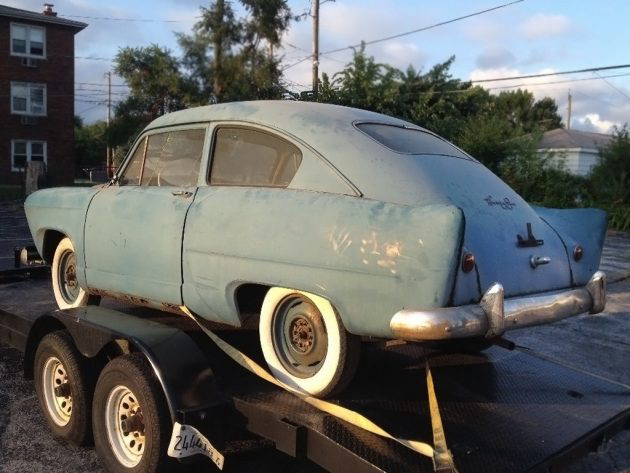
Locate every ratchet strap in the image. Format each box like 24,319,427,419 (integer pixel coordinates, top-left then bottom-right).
181,306,457,472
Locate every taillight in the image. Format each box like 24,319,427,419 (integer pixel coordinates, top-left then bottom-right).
461,252,476,273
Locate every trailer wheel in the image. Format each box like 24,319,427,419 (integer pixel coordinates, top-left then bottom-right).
52,237,99,309
93,354,171,473
260,288,360,398
34,330,94,446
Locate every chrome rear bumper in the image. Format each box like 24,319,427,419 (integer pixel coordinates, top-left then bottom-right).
390,271,607,341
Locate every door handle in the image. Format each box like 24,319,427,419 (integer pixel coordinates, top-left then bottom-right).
171,190,193,197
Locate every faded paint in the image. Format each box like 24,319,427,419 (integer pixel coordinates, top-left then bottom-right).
23,101,607,340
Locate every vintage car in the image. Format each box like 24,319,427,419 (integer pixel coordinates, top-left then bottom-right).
25,101,607,397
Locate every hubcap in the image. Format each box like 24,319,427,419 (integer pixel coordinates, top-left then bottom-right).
42,357,72,426
272,296,328,378
105,385,145,467
58,250,80,303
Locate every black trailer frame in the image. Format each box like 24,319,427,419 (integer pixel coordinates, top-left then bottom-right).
1,273,630,473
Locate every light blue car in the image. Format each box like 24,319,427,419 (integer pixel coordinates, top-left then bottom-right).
25,101,607,397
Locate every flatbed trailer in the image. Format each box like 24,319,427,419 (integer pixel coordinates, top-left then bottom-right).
1,271,629,473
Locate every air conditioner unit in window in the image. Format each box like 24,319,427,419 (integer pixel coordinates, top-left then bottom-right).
20,115,38,125
21,57,39,68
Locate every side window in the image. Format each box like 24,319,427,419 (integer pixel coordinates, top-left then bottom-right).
141,129,205,187
119,137,146,186
210,127,302,187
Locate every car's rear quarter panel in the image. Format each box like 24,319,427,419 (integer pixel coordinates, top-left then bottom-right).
182,187,464,337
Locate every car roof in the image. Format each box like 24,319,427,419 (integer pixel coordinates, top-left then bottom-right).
145,100,413,133
144,101,467,204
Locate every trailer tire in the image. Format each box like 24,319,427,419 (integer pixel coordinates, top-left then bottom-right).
93,354,172,473
260,288,361,398
34,330,94,446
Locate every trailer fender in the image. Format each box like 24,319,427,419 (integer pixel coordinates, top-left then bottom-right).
24,306,222,425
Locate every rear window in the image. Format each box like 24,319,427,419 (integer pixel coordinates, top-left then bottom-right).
356,123,471,159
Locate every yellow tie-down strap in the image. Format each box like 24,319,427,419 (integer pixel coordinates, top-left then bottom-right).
181,306,458,473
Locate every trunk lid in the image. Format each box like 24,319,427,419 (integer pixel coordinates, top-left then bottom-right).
405,156,572,304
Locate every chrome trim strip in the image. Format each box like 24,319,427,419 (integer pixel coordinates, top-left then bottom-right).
390,271,607,341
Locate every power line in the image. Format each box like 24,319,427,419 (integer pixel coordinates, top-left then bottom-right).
61,14,196,22
282,0,525,71
486,72,630,90
471,64,630,83
593,71,630,102
320,0,524,56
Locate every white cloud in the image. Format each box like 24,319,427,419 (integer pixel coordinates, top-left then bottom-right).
469,66,630,133
475,47,515,69
381,42,427,70
575,113,617,134
521,13,571,39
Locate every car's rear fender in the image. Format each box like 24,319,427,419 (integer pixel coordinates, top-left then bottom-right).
182,187,464,337
533,206,608,285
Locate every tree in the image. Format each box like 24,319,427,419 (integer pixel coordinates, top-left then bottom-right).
75,119,107,174
493,89,561,133
589,125,630,205
115,45,185,119
108,45,186,155
176,0,291,103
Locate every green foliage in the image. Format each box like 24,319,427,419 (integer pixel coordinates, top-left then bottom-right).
75,120,107,172
176,0,290,103
109,0,291,151
588,125,630,206
606,206,630,232
499,147,587,208
455,115,521,171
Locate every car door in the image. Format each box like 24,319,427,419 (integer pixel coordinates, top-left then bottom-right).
84,125,208,306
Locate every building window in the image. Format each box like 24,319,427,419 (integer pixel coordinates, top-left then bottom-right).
10,23,46,58
11,82,46,116
11,140,47,172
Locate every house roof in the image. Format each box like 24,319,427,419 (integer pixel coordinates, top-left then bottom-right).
537,128,613,151
0,5,87,32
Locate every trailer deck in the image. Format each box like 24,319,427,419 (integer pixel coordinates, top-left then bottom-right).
1,274,629,473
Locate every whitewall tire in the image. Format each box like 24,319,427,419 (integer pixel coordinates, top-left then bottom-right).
259,287,360,398
52,237,91,309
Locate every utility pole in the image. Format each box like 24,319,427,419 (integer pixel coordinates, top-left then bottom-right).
105,71,112,177
311,0,320,97
567,89,572,130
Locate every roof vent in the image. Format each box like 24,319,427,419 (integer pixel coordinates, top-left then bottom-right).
43,4,57,16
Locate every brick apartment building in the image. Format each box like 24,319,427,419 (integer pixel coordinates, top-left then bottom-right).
0,4,86,186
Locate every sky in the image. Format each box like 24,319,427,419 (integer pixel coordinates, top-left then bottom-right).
7,0,630,133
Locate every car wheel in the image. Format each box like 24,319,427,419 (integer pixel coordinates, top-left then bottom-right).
33,330,94,446
52,237,99,309
259,288,361,398
93,354,172,473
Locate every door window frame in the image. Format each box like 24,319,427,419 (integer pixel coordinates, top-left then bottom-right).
206,123,307,188
115,124,210,188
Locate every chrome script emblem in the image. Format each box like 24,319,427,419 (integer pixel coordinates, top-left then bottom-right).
484,195,516,210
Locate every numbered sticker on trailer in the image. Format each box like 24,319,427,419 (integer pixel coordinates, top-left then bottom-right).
168,422,225,470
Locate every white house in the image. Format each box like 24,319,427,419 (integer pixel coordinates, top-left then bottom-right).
537,128,612,176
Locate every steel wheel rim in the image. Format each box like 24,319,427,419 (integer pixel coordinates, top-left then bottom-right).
58,249,80,303
42,356,72,426
271,295,328,378
105,385,145,468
